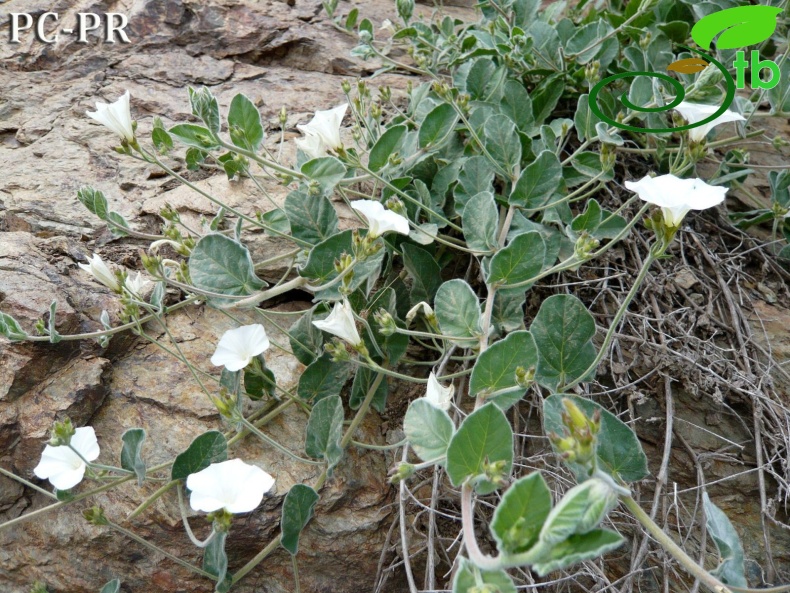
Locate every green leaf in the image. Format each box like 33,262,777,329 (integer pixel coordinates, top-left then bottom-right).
532,74,564,125
510,151,562,210
186,147,208,170
284,190,339,246
171,431,228,481
0,312,27,340
99,579,121,593
573,94,601,143
487,232,547,288
300,230,384,300
543,395,649,483
691,5,782,51
262,208,290,235
77,187,108,220
48,301,61,344
203,530,231,593
297,354,351,402
169,124,219,149
452,557,516,593
369,125,407,172
244,364,276,401
532,529,624,576
419,103,458,149
404,399,455,463
530,295,596,389
281,484,320,555
500,79,534,131
469,331,538,410
152,127,173,154
289,307,325,366
704,493,747,588
301,156,347,192
491,473,552,554
446,403,513,494
189,87,220,134
350,367,388,412
228,93,264,151
434,279,482,344
539,478,618,546
106,211,131,238
571,199,603,234
188,234,266,307
120,428,146,487
462,191,498,253
401,243,442,306
305,395,344,469
455,155,495,214
484,114,521,177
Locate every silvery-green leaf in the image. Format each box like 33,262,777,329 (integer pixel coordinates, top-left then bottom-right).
188,234,266,307
0,312,27,341
704,492,747,587
487,232,547,288
297,354,350,402
530,294,596,389
469,331,538,410
543,395,649,483
531,529,624,576
491,472,552,554
301,157,347,192
404,399,455,463
120,428,146,487
452,557,516,593
171,431,228,481
510,151,562,210
305,395,344,469
434,279,482,344
285,190,339,246
446,403,513,494
281,484,319,555
227,93,264,151
462,191,498,253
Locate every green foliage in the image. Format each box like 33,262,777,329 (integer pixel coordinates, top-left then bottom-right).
469,331,538,410
188,234,267,306
120,428,146,486
281,484,320,555
171,431,228,481
403,399,455,462
704,493,747,587
446,403,513,494
305,395,344,469
491,473,551,554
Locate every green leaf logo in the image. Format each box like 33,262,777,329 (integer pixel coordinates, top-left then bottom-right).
691,5,782,51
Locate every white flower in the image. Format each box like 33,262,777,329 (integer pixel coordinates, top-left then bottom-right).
351,199,411,238
33,427,100,490
124,271,151,296
78,254,120,292
674,101,745,143
625,174,727,228
86,90,135,142
186,459,275,514
312,299,362,346
380,19,396,34
405,301,435,324
424,372,454,411
295,130,326,160
210,324,270,372
296,104,348,157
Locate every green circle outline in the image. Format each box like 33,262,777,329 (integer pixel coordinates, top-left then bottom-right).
588,45,737,134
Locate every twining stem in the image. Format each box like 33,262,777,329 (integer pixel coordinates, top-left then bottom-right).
128,479,178,520
562,242,660,391
0,466,57,500
18,297,198,342
106,518,218,580
460,482,503,571
177,484,217,549
232,371,384,584
237,416,323,465
622,496,733,593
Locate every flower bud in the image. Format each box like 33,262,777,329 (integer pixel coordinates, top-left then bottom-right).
396,0,414,22
83,506,109,526
325,339,352,362
370,102,382,119
574,232,600,261
208,508,233,532
389,462,416,484
514,366,535,389
210,389,238,420
373,309,397,336
379,86,392,102
384,196,407,217
482,458,509,487
49,417,75,447
357,79,369,97
279,106,288,126
639,31,652,51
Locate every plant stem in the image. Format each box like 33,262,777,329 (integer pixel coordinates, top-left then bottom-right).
460,482,503,571
237,416,323,465
106,519,217,580
622,496,733,593
562,244,658,391
127,479,178,520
